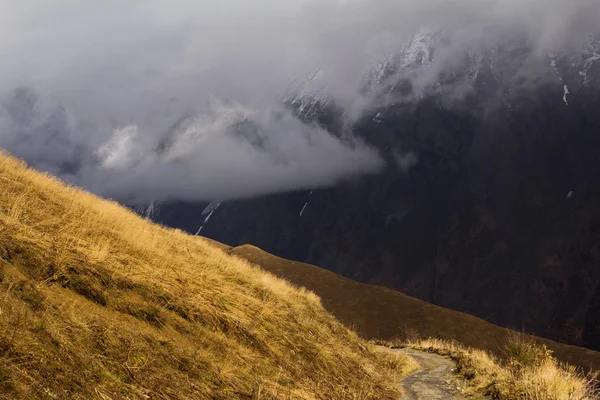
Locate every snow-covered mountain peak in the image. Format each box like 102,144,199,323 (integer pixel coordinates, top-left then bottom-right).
399,28,438,69
364,28,441,91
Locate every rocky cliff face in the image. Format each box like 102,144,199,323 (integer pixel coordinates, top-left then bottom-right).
149,32,600,350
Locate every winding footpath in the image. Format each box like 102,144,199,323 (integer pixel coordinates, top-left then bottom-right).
394,348,471,400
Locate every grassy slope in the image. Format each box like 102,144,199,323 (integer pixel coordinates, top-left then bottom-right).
399,338,597,399
0,152,413,400
229,245,600,372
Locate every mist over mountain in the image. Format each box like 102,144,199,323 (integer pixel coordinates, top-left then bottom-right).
134,3,600,351
1,0,599,203
156,32,600,349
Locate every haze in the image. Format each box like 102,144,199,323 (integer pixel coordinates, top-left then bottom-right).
0,0,598,203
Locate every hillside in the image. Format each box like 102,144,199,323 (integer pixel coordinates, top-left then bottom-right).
0,151,412,399
228,244,600,372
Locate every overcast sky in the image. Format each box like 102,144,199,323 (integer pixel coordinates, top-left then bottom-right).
0,0,598,203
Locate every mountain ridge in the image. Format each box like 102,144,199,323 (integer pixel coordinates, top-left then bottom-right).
225,243,600,372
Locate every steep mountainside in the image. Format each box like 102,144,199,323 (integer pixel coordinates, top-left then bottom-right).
148,33,600,352
0,152,409,399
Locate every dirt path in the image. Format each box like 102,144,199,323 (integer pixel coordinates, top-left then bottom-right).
395,348,470,400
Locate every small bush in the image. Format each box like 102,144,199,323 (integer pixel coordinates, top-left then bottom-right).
504,332,555,369
400,337,597,400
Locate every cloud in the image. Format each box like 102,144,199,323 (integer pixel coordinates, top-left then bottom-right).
0,0,598,203
394,150,419,174
93,100,384,202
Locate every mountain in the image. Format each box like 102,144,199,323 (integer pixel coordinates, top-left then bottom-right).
0,152,409,399
147,32,600,352
2,150,597,400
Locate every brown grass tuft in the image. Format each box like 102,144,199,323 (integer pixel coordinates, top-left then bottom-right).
0,151,411,399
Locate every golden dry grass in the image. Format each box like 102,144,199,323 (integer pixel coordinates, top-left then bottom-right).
0,151,414,399
230,245,600,372
393,337,599,400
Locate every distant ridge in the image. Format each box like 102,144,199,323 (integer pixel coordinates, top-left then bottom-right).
227,244,600,372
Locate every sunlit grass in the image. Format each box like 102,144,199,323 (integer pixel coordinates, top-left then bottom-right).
383,336,599,400
0,151,411,399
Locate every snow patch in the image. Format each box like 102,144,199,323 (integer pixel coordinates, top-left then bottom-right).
468,52,484,83
134,202,160,220
299,191,314,217
202,201,221,216
563,85,570,106
145,202,158,219
566,191,574,199
299,202,308,217
283,70,331,120
195,202,221,235
364,28,439,93
400,28,436,69
580,36,600,86
548,54,562,81
373,112,383,125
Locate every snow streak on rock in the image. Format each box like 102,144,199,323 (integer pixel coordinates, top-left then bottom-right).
299,191,313,217
195,202,222,235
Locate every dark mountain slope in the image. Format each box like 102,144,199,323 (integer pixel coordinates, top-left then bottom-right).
149,35,600,351
226,243,600,371
155,85,600,351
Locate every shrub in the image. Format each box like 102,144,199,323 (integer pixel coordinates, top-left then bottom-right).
503,331,555,369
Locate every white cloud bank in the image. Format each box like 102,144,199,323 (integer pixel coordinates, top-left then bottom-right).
0,0,598,202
